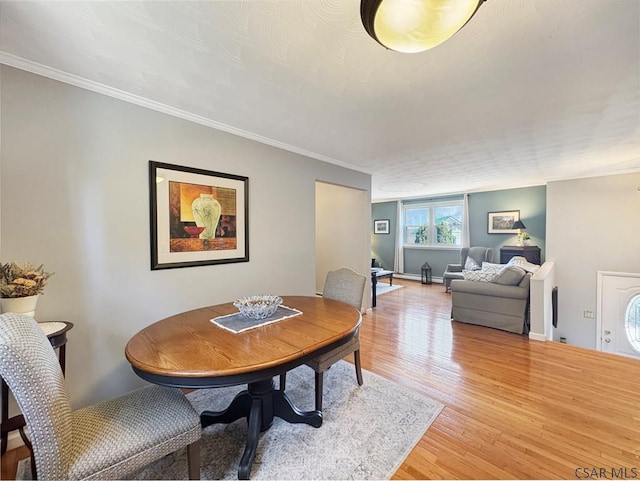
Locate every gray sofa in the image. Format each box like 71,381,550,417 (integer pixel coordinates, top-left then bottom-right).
450,268,531,334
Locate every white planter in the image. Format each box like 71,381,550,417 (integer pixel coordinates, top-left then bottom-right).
0,295,39,317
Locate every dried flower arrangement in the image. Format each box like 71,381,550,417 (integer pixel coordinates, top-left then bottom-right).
0,261,53,298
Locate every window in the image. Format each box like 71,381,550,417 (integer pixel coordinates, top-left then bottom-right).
625,295,640,353
403,200,464,247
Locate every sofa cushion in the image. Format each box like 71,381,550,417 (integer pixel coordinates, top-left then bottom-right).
464,256,481,271
518,272,532,289
481,262,503,273
462,270,498,282
450,278,529,300
493,266,527,286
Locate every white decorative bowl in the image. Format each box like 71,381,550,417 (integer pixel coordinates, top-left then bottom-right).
233,295,283,319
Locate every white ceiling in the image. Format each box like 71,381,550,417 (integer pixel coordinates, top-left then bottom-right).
1,0,639,201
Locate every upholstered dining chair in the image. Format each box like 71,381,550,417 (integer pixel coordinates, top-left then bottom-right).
0,313,202,480
280,268,366,412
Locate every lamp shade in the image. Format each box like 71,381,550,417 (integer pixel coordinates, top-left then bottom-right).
360,0,485,53
512,220,526,230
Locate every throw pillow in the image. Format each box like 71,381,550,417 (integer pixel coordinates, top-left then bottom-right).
481,262,503,273
464,256,481,271
462,270,498,282
493,266,527,286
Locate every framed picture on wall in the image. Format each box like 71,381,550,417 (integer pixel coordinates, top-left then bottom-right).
149,161,249,270
373,219,390,234
487,210,520,234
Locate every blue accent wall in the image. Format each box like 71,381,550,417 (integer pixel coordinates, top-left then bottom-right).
371,201,396,270
469,186,546,260
403,248,459,277
371,185,547,277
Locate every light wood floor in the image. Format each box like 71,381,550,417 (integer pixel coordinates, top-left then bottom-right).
2,279,639,479
366,280,640,479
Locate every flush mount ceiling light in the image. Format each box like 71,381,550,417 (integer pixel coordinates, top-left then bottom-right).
361,0,485,53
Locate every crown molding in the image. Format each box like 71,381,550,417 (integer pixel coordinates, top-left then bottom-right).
0,52,369,175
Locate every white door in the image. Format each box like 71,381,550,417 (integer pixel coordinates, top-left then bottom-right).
597,271,640,359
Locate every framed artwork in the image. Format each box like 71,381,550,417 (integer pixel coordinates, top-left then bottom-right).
373,219,390,235
149,161,249,270
487,210,520,234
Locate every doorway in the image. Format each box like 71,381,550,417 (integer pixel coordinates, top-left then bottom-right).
597,271,640,360
315,182,370,298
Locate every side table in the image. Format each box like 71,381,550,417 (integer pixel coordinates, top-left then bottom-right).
500,245,541,265
371,269,394,308
1,321,73,460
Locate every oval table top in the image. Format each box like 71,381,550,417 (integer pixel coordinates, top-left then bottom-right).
125,295,361,388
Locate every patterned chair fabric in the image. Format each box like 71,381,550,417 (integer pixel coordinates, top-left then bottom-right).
0,313,201,480
281,268,366,411
322,268,367,311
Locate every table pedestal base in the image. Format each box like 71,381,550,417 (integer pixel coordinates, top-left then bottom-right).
200,377,322,479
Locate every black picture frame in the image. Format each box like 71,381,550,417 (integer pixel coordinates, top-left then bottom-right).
373,219,390,235
487,210,520,234
149,161,249,270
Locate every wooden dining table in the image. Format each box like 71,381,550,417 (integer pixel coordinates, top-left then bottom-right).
125,295,361,479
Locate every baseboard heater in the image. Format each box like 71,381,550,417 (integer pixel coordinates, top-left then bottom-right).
552,286,558,328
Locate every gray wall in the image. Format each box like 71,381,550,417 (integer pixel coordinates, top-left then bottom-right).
403,248,459,278
371,186,547,277
0,66,371,407
547,173,640,349
371,201,396,269
468,186,547,260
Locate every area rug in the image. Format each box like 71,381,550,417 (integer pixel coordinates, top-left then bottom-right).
375,283,403,296
17,361,443,480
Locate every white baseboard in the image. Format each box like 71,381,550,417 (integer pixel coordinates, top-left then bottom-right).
393,273,444,284
528,332,547,342
6,430,25,450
